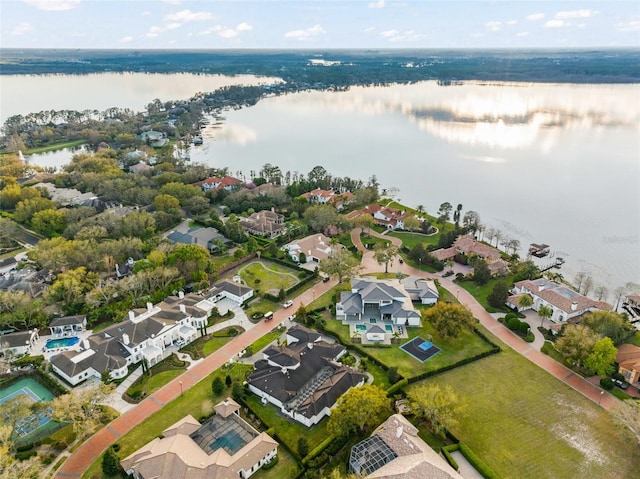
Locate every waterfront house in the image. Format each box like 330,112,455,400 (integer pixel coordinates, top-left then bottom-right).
509,278,611,323
121,398,278,479
349,204,415,231
616,344,640,387
247,325,366,427
194,176,242,192
432,234,509,276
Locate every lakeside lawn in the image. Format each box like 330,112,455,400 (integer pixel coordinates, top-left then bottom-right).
24,140,85,154
322,314,494,379
458,275,514,313
415,345,640,479
388,230,441,249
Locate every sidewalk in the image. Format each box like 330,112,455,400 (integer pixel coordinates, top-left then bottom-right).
54,278,337,478
352,228,620,411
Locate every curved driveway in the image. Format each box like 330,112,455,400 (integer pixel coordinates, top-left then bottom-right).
354,228,619,411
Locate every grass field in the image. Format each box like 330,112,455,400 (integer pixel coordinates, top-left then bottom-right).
388,230,441,249
413,346,640,479
323,316,493,379
458,275,514,313
239,261,300,293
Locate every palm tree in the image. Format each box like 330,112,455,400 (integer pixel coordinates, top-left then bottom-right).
518,294,533,311
537,305,553,327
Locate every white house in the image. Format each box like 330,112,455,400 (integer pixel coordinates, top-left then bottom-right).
0,330,39,357
209,281,254,304
247,325,366,427
49,315,87,337
509,278,611,323
337,277,422,327
283,233,335,264
50,292,213,386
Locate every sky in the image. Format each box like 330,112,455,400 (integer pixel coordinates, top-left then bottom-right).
1,0,639,49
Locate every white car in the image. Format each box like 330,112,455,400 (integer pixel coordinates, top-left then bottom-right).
283,300,294,308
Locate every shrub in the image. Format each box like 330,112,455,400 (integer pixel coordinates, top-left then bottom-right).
15,450,37,461
298,437,309,458
387,367,400,384
102,446,120,476
518,321,530,334
225,375,232,387
507,317,521,331
600,378,614,390
212,377,224,395
228,327,238,337
504,312,518,321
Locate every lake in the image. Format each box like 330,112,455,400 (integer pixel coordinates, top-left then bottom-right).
6,74,640,292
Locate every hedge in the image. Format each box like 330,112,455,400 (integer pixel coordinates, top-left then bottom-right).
302,435,336,466
385,378,409,396
442,444,460,471
459,442,501,479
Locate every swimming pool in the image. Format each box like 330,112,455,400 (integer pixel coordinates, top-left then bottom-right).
356,324,367,332
45,336,80,349
385,325,393,333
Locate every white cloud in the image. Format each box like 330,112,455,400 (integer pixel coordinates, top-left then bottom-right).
236,22,252,32
368,0,385,8
506,20,517,26
544,20,565,28
23,0,80,11
616,19,640,32
555,9,598,20
161,0,182,4
164,10,214,23
526,13,544,21
516,31,529,37
218,28,238,38
284,24,326,40
11,22,34,35
486,21,502,32
120,36,133,43
380,29,425,42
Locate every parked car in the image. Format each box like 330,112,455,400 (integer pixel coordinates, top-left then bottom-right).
264,311,274,321
322,275,330,282
613,379,629,389
282,300,294,308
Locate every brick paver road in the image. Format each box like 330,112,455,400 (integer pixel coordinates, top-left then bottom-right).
55,279,336,478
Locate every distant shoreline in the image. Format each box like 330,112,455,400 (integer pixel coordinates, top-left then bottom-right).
1,48,638,84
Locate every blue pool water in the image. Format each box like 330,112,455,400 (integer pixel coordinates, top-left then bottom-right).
356,324,367,332
385,325,393,333
418,341,433,351
210,429,245,455
45,336,79,349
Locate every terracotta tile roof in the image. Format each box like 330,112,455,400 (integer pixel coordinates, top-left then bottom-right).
514,279,612,314
453,235,501,261
616,344,640,372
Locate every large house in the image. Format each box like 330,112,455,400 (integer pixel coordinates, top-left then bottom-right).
349,414,460,478
400,276,440,305
350,204,415,231
194,176,242,192
508,278,611,323
121,398,278,479
336,278,422,327
283,233,337,264
209,280,254,304
615,344,640,386
300,188,335,204
0,330,39,357
166,226,232,253
432,234,509,276
247,325,366,427
239,210,285,238
50,292,213,386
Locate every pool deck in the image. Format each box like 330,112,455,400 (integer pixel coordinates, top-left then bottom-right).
342,319,409,345
33,329,94,361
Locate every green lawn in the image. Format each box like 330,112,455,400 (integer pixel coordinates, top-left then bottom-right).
412,346,640,479
239,261,300,294
323,317,494,379
247,331,282,355
180,334,233,359
388,230,441,249
243,394,330,455
458,275,514,313
83,364,253,479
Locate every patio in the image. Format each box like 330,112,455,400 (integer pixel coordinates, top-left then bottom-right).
345,319,408,345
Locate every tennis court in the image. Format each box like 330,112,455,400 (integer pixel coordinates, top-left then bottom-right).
400,337,441,362
0,377,55,439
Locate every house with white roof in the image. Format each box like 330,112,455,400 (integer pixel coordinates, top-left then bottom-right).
509,278,611,323
121,398,278,479
337,277,422,327
50,292,213,386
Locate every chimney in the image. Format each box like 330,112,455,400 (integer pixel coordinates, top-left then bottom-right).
146,302,153,311
179,304,186,314
307,342,314,350
178,291,184,299
571,302,577,311
122,333,130,345
396,426,403,438
128,311,135,321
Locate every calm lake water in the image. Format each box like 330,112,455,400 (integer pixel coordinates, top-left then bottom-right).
5,75,639,292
